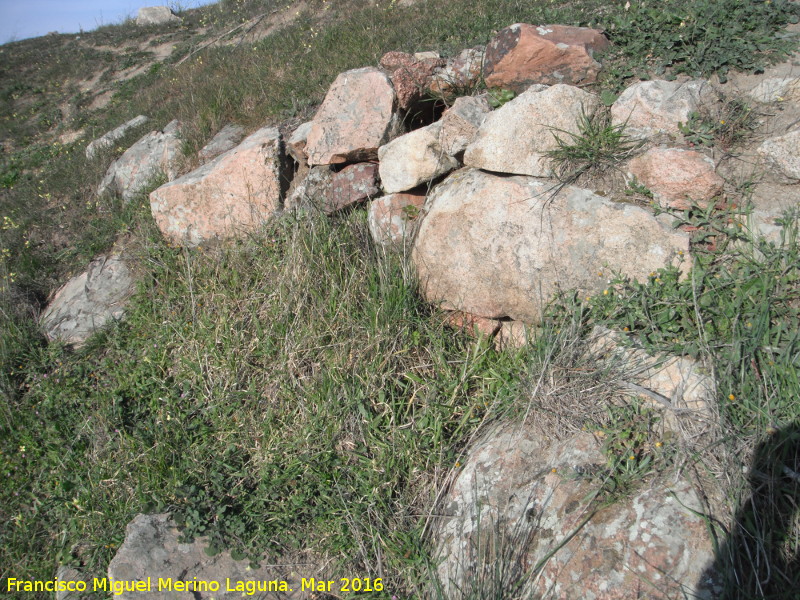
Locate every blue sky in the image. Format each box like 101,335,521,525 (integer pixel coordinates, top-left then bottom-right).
0,0,218,43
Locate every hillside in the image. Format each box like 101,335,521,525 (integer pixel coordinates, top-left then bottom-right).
2,0,800,598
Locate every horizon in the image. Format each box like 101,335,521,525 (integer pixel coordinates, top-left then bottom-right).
0,0,218,44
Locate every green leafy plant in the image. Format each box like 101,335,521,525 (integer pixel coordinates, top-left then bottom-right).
486,87,515,108
606,0,800,83
679,95,756,149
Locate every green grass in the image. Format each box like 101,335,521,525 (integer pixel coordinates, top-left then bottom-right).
1,0,800,597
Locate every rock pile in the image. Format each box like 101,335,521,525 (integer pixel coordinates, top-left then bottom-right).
49,19,800,596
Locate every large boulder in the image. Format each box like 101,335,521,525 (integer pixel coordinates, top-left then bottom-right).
107,514,304,599
136,6,180,26
378,121,460,193
483,23,609,91
434,423,720,599
305,67,402,166
627,147,725,210
40,255,135,347
412,169,691,323
463,83,601,177
611,80,714,139
150,127,289,247
85,115,148,159
98,120,183,201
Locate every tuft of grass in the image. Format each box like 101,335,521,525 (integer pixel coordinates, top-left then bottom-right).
546,107,645,185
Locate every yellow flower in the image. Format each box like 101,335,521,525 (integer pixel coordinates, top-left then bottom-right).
655,442,663,448
603,289,609,296
551,467,557,473
728,393,736,401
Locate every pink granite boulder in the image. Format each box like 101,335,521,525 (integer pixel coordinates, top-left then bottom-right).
305,67,403,166
483,23,609,91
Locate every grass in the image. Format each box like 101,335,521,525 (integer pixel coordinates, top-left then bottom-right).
546,107,645,186
1,0,800,597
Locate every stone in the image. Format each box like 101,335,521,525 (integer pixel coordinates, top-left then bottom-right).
378,121,460,193
55,565,92,600
611,80,714,139
198,124,245,163
412,169,691,323
136,6,180,26
414,51,440,61
98,120,183,201
284,165,333,213
587,326,715,430
483,23,609,92
150,127,290,247
747,77,800,103
379,51,444,110
443,311,501,338
627,147,725,210
438,95,491,157
85,115,148,159
758,128,800,180
41,255,135,347
463,84,600,177
286,121,313,165
305,67,402,166
108,513,304,599
428,47,485,97
434,423,719,599
327,162,380,213
367,191,426,249
493,321,531,350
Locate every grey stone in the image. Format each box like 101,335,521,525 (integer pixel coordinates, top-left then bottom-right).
611,79,714,139
98,120,183,201
55,565,92,600
438,95,491,157
758,128,800,179
136,7,181,26
284,165,333,213
41,255,135,347
107,513,305,599
198,124,245,163
85,115,149,159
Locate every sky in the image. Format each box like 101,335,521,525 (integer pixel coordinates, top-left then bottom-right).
0,0,219,44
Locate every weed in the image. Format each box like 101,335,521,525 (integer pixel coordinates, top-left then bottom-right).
605,0,800,83
679,94,757,150
485,88,515,109
546,107,645,185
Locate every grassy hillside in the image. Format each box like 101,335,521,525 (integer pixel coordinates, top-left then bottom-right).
1,0,800,597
